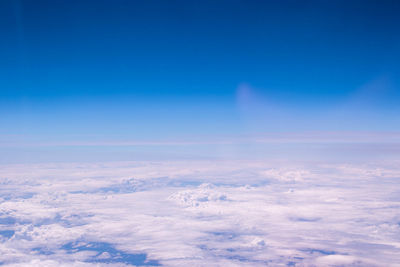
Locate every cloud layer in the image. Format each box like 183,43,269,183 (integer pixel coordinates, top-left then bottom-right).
1,160,400,266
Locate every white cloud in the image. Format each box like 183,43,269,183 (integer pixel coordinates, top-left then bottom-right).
0,160,399,266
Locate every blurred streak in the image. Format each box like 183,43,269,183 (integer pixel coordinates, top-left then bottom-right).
236,83,287,132
343,75,394,108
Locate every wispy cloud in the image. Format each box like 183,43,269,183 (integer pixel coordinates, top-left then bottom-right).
2,131,400,148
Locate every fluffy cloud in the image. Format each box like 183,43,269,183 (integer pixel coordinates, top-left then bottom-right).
0,160,400,266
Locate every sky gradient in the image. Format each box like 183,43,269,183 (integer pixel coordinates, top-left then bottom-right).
1,0,400,162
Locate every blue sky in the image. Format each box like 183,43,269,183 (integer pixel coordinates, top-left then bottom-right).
1,0,400,149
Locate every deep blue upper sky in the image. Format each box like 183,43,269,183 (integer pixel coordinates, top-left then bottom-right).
1,0,400,142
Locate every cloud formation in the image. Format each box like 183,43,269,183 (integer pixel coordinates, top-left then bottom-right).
0,160,400,266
